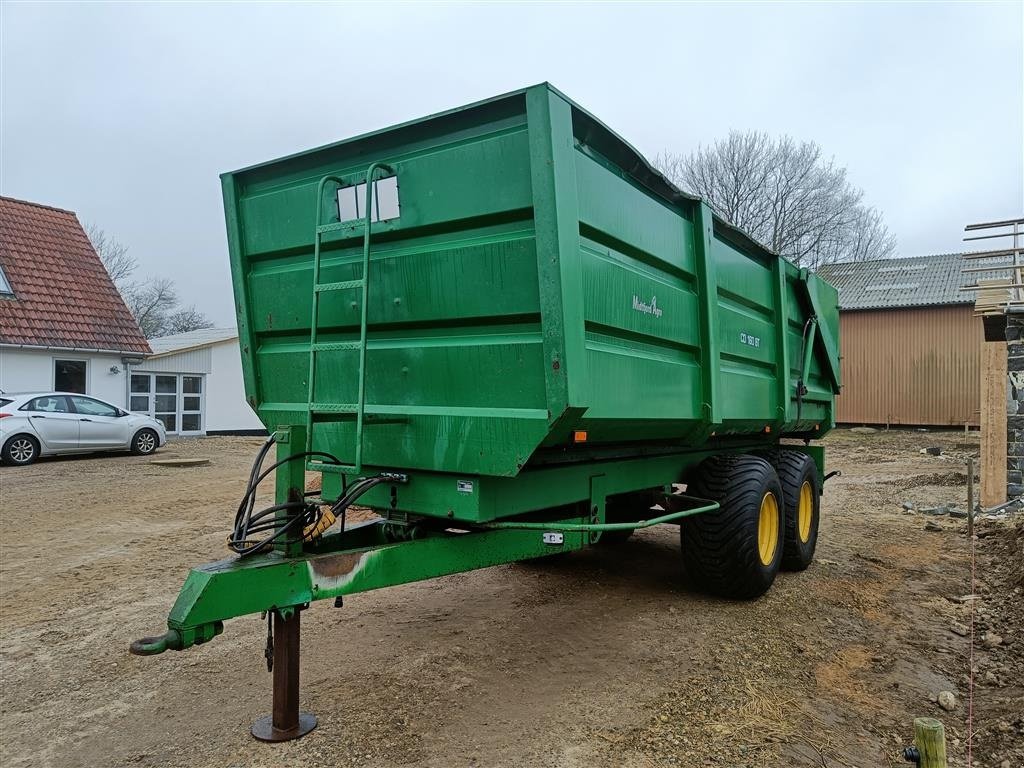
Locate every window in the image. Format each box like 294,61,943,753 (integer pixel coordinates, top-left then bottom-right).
336,175,400,224
130,374,152,413
54,359,87,393
23,395,71,413
180,376,203,433
154,375,178,432
126,372,205,434
0,264,13,296
69,396,118,417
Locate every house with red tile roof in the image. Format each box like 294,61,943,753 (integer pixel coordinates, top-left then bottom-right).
0,196,152,408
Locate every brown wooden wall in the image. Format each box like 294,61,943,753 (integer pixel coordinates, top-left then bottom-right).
836,305,983,426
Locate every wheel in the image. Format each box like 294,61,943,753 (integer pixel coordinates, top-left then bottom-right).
2,434,40,466
681,454,784,599
761,450,820,571
131,429,159,456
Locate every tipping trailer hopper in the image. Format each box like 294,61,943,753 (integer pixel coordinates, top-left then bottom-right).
132,84,840,741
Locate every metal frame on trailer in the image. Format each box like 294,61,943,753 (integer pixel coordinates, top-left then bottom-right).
130,425,822,739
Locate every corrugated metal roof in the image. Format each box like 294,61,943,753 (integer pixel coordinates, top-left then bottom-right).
818,253,1010,310
148,327,237,356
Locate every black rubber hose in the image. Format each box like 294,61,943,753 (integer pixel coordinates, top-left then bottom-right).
228,438,391,557
228,435,344,556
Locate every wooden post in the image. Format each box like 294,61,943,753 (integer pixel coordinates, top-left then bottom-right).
967,457,975,538
913,717,948,767
980,341,1007,507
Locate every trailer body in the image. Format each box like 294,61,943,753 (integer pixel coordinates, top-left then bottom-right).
134,88,841,741
222,83,839,521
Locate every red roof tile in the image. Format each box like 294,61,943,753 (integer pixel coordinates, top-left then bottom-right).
0,196,150,354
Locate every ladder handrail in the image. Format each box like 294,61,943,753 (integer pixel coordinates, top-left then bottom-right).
352,161,393,473
306,163,393,474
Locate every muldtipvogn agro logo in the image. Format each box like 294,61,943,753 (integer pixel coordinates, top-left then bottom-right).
632,294,663,318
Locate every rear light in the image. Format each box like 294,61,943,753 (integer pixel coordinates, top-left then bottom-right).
0,413,11,419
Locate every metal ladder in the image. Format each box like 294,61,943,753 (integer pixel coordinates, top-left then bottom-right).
306,162,393,475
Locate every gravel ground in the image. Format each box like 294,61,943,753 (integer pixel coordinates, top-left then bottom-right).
0,429,1020,768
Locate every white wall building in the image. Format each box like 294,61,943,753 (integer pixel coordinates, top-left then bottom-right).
131,328,265,435
0,196,152,405
0,346,140,406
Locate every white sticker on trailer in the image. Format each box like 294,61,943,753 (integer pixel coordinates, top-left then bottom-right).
457,480,474,494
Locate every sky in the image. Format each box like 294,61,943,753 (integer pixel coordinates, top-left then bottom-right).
2,1,1022,326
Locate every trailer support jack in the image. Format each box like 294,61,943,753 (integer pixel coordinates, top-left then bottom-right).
251,607,316,742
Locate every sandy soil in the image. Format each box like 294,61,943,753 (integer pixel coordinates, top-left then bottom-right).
0,429,1020,768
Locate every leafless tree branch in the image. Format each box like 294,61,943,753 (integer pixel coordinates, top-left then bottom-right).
86,224,137,287
90,225,214,338
656,131,896,267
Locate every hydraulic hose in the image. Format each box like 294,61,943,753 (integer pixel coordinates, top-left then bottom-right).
227,435,398,557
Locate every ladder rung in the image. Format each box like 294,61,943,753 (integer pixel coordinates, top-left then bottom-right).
317,220,365,235
310,411,408,426
312,341,361,352
307,461,358,474
315,279,364,292
311,403,359,413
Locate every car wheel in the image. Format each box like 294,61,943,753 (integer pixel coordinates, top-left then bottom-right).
2,435,40,466
131,429,159,456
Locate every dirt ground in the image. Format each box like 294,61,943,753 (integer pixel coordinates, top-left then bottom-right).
1,429,1021,768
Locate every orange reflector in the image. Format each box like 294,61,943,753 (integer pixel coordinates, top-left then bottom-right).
764,425,771,433
573,430,588,443
814,423,820,430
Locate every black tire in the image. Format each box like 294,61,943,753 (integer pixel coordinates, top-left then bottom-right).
681,454,784,599
131,429,159,456
2,434,40,466
761,450,820,571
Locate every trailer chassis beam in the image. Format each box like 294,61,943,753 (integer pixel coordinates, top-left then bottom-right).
132,493,720,657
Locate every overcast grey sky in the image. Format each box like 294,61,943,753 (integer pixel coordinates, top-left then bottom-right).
2,1,1022,325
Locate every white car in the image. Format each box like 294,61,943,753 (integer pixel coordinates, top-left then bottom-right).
0,391,167,466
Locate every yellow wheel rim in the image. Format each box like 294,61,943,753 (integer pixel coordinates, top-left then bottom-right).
757,492,779,566
797,480,814,543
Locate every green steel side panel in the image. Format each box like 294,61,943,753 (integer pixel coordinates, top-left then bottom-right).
772,256,791,425
801,270,842,390
221,175,259,413
222,92,553,477
712,228,778,427
573,151,703,434
221,82,839,489
693,203,722,426
526,86,585,417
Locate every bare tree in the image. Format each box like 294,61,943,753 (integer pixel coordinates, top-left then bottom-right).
86,226,214,338
124,277,179,338
86,224,138,288
165,306,214,336
655,132,896,268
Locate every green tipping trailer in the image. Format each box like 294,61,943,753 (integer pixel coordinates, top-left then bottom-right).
132,84,840,742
